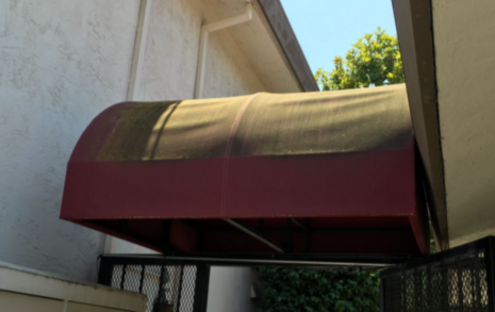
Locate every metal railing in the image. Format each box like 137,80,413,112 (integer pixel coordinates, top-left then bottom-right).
381,236,495,312
98,256,210,312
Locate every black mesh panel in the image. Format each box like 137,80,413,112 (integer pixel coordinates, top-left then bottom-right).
382,250,489,312
108,263,199,312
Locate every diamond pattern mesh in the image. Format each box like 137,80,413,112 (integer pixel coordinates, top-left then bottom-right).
108,264,198,312
382,251,489,312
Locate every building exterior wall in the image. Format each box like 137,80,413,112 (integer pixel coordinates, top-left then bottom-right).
139,0,266,101
114,1,265,311
0,0,140,282
1,0,267,310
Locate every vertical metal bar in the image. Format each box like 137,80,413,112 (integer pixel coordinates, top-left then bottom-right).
139,264,145,293
257,218,264,229
198,221,204,252
120,264,127,290
485,238,495,312
457,266,464,308
201,266,210,312
440,263,451,311
97,257,110,285
286,218,293,252
153,265,165,311
192,265,203,312
397,275,403,312
157,265,165,308
176,265,185,312
401,271,406,312
305,218,311,253
120,220,128,235
390,276,394,312
474,260,481,311
471,266,475,311
414,270,420,312
426,268,432,312
162,220,172,251
479,250,485,310
379,277,385,312
193,264,203,312
388,278,394,312
106,263,113,286
193,265,210,312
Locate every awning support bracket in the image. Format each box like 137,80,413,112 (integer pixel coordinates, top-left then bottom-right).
306,218,311,252
291,218,310,252
161,220,175,252
120,220,128,235
286,218,293,252
291,218,308,231
224,218,285,253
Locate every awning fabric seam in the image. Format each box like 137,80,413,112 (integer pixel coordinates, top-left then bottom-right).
221,93,261,215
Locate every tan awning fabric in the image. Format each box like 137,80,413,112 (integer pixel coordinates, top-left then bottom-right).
78,84,411,163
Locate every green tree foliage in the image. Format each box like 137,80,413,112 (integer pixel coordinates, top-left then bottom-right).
314,27,404,91
257,268,380,312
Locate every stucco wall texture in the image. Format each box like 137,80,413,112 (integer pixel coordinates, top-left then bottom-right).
0,0,266,285
140,0,266,101
0,0,140,282
433,0,495,247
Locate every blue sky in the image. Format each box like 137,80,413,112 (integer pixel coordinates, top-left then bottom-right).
280,0,397,74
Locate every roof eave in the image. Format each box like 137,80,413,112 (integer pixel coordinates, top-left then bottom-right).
255,0,319,92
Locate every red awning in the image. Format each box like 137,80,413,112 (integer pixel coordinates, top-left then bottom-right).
60,84,429,256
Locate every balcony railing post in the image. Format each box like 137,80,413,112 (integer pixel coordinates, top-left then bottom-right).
97,256,112,286
193,264,210,312
485,237,495,312
379,276,385,312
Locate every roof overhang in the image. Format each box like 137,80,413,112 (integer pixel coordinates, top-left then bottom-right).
60,85,429,257
200,0,318,93
254,0,318,92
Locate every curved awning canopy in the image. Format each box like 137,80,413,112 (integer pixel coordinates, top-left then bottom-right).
61,84,429,257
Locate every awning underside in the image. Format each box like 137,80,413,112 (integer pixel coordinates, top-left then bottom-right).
61,84,430,256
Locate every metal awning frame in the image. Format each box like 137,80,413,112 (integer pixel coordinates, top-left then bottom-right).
98,252,420,270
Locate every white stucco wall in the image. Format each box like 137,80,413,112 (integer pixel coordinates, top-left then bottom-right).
106,0,266,258
1,3,266,307
139,0,266,101
2,1,268,311
117,2,265,312
0,0,140,282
